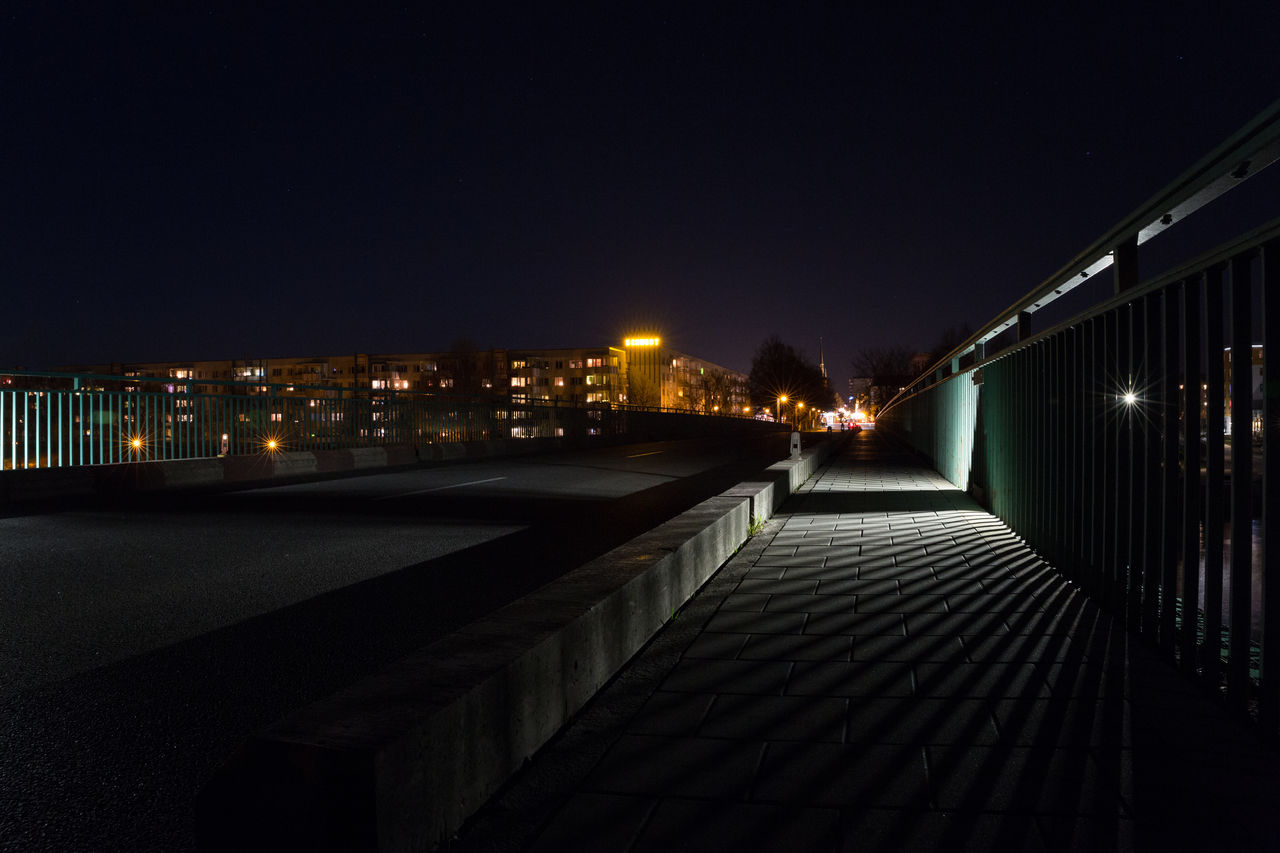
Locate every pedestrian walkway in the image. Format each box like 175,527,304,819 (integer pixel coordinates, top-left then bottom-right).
453,431,1280,853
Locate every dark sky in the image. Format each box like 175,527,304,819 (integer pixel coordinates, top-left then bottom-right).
5,4,1278,395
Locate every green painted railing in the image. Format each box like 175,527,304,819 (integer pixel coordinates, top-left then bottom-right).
0,373,763,471
877,99,1279,731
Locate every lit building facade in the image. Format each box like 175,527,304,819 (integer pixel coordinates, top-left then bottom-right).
68,337,750,414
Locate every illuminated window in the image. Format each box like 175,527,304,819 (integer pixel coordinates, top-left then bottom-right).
511,360,526,369
586,375,595,385
511,377,527,387
555,377,564,386
271,413,282,422
587,357,604,367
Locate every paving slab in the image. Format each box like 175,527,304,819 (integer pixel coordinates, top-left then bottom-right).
452,430,1280,853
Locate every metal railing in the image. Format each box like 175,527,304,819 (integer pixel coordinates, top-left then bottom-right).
0,372,766,471
877,100,1279,731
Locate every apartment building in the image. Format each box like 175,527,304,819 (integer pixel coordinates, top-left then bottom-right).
70,337,750,414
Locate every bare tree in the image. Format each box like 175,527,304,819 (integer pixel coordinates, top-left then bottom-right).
928,323,974,367
750,335,830,418
852,345,914,410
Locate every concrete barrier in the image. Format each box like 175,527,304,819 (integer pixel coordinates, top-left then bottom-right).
269,452,322,479
348,448,390,470
0,438,567,505
196,435,843,852
160,459,227,489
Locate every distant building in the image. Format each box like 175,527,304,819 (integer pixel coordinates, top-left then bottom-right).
1224,344,1264,440
66,336,750,414
848,377,871,407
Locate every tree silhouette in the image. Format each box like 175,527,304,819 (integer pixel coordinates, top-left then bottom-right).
749,335,831,418
851,345,914,410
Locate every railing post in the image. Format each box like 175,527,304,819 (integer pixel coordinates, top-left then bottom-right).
1160,288,1181,653
1114,234,1139,294
1140,294,1161,638
1017,311,1032,342
1260,238,1280,737
1181,275,1203,677
1227,253,1254,709
1203,264,1226,689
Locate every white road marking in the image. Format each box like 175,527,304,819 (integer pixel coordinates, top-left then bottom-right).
626,450,665,458
376,476,508,499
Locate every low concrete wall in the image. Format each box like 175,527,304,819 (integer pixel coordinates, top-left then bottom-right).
197,436,842,852
0,437,580,505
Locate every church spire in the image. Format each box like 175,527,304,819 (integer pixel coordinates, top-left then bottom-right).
819,336,827,378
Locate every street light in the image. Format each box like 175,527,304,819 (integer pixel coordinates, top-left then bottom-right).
777,395,787,423
796,401,805,429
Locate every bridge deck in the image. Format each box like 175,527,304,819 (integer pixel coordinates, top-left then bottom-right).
457,431,1280,853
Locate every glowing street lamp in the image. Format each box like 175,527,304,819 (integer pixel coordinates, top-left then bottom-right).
777,395,788,423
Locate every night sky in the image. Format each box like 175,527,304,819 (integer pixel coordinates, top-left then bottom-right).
5,4,1279,395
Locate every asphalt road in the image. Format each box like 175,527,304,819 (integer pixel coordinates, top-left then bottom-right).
0,435,788,853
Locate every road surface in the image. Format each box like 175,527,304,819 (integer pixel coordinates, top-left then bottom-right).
0,435,787,852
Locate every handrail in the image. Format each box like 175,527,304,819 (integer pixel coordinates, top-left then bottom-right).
886,214,1280,413
887,96,1280,412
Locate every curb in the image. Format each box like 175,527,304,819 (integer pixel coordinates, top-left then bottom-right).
0,438,574,505
196,436,844,852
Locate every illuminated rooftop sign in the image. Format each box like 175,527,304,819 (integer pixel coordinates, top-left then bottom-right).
625,337,660,347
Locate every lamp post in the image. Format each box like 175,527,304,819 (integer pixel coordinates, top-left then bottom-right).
796,401,805,429
777,395,787,424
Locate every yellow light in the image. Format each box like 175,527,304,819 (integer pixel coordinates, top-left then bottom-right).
624,337,660,347
779,395,788,403
258,432,287,455
797,402,804,409
123,432,148,458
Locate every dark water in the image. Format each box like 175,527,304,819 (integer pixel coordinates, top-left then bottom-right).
1193,519,1263,638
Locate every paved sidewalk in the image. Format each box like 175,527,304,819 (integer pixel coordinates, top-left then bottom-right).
453,431,1280,853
